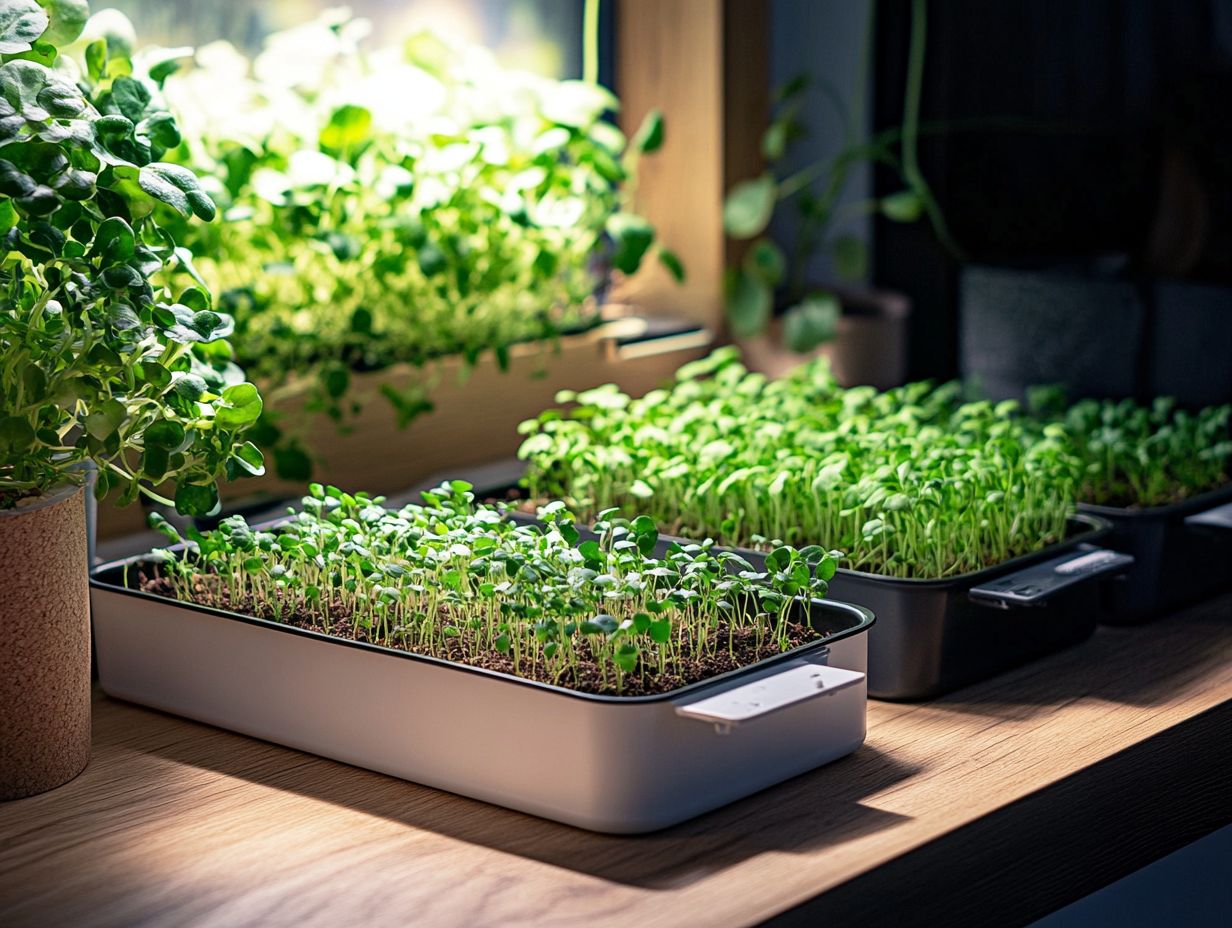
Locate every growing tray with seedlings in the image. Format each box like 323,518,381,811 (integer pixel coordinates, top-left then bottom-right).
1049,395,1232,624
510,349,1132,700
91,482,875,832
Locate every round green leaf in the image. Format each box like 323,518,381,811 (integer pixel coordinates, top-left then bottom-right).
39,0,90,46
783,292,840,353
215,382,263,429
631,108,664,154
144,419,185,449
724,267,772,337
174,482,219,518
880,190,923,223
723,172,777,239
0,1,48,55
744,238,785,286
607,212,655,275
230,440,265,477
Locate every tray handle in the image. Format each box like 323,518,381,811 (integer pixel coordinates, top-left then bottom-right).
674,653,864,735
968,544,1134,609
1184,500,1232,533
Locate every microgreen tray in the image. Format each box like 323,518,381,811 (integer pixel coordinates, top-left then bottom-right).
90,557,874,833
1078,483,1232,625
481,481,1125,701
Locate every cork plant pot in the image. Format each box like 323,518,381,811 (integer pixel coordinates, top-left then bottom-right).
0,484,91,800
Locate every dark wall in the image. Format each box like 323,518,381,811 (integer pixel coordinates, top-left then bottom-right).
872,0,1232,379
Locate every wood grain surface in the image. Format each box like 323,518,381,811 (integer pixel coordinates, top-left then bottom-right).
1,595,1229,928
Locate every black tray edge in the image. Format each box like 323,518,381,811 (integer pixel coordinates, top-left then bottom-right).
90,558,876,708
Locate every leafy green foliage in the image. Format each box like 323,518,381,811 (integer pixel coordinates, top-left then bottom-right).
519,349,1080,578
147,481,834,696
1030,390,1232,508
721,0,959,350
0,1,261,512
151,13,676,475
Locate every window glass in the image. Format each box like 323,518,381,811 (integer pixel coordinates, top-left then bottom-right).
96,0,583,77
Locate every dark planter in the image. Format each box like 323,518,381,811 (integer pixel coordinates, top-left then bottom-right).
481,480,1131,702
960,264,1232,406
1080,483,1232,625
743,287,912,390
960,264,1145,402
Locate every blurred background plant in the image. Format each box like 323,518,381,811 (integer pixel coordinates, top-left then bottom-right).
100,3,673,481
723,0,959,354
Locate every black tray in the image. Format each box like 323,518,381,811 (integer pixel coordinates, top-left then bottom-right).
1079,483,1232,625
481,483,1129,701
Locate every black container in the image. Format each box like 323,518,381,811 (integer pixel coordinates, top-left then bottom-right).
1079,484,1232,626
486,483,1128,701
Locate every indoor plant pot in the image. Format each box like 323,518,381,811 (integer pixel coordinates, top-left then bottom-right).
91,554,874,833
741,287,911,389
1079,483,1232,625
0,486,91,800
0,2,266,796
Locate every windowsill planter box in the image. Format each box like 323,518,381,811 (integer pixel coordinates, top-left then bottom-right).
90,558,874,834
1079,483,1232,625
94,317,710,543
483,479,1130,702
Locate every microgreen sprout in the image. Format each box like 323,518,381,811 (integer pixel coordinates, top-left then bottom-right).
518,348,1080,579
142,481,838,696
1029,389,1232,508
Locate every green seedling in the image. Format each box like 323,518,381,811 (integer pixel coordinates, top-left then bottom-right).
146,481,836,695
518,348,1080,579
1030,390,1232,508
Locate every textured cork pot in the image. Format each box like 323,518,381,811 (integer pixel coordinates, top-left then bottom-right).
0,484,91,800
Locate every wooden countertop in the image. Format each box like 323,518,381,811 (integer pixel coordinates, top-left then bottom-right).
1,596,1229,928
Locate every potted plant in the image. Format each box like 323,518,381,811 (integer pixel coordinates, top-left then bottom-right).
510,348,1133,700
140,10,685,491
721,0,958,390
0,0,263,798
1031,391,1232,623
90,481,875,832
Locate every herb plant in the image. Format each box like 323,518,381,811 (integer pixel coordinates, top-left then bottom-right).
143,481,838,697
722,0,959,352
1029,391,1232,508
0,0,262,515
148,11,676,475
518,348,1080,578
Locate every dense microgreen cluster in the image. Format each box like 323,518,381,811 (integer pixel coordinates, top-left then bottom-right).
147,11,676,469
1029,390,1232,508
0,0,262,514
518,348,1080,578
144,481,837,696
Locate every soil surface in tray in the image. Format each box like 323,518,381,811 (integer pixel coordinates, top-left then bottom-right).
1078,479,1230,511
138,573,823,697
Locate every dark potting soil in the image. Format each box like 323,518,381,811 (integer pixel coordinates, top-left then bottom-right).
0,488,39,510
138,573,823,698
1078,477,1230,511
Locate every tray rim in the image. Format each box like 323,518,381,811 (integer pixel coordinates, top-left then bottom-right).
90,556,875,707
1077,481,1232,522
481,478,1112,592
